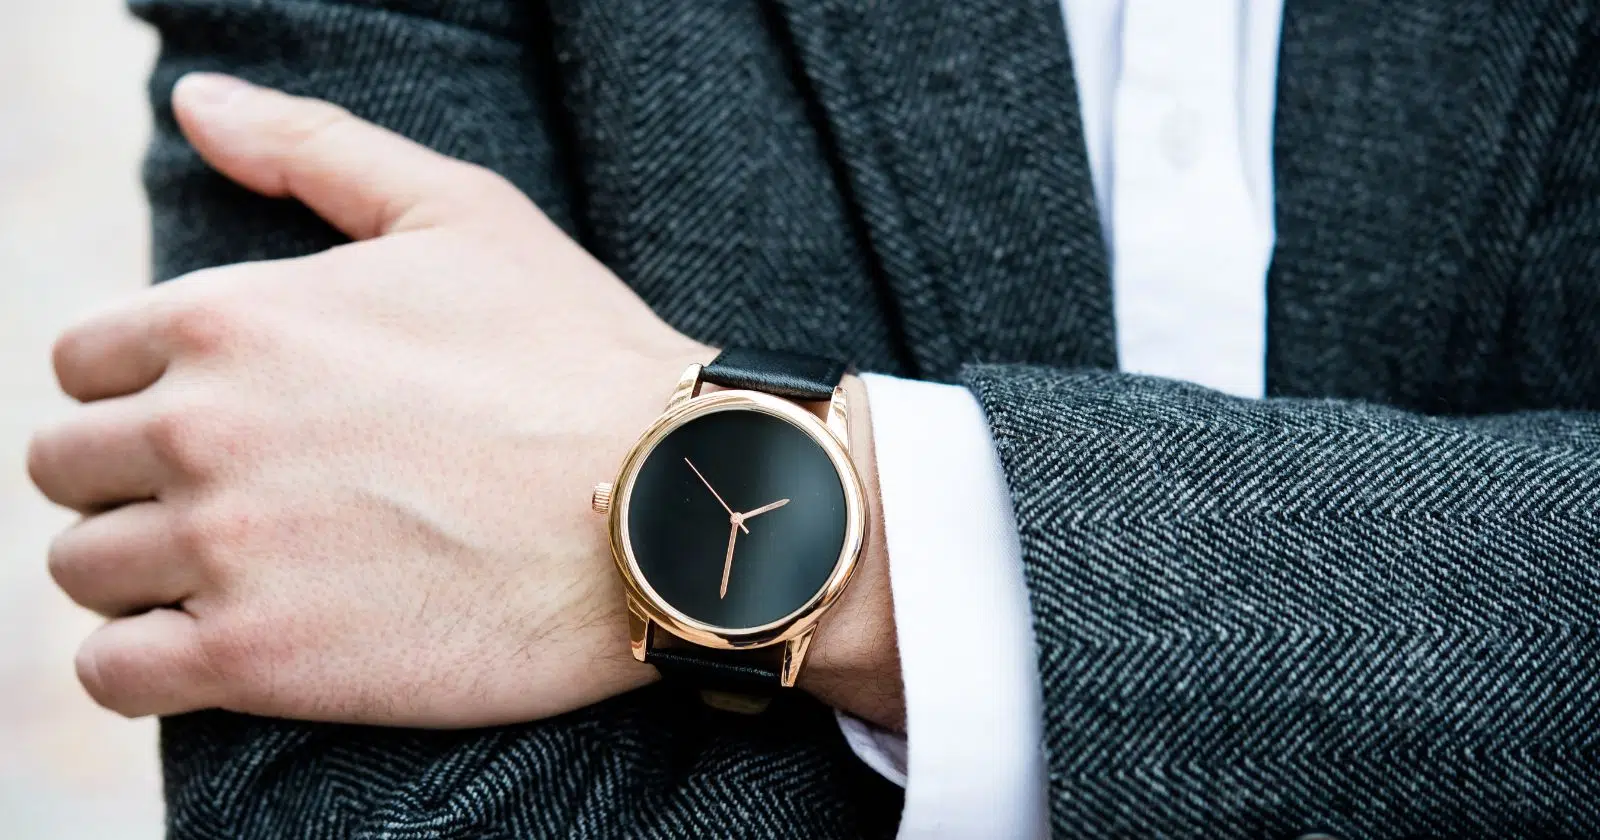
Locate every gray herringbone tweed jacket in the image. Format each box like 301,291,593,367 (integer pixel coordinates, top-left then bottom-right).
132,0,1600,837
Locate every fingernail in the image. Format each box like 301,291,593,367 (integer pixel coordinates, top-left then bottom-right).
175,73,252,108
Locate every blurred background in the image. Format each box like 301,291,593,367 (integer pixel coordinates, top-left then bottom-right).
0,1,164,838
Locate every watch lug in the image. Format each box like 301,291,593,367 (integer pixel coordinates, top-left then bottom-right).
666,363,704,411
827,385,850,449
626,598,652,663
780,629,816,688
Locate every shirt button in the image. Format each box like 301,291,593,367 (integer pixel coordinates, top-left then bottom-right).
1159,104,1204,170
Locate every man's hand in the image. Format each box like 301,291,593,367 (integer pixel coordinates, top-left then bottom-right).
28,74,901,730
26,74,708,726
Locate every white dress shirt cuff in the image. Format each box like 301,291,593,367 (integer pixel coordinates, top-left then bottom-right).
834,373,1047,839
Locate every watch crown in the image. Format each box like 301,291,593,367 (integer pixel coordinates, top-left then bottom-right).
591,482,614,514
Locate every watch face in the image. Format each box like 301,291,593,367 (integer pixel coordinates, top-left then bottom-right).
625,407,850,631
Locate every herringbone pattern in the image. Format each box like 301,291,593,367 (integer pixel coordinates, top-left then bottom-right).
969,370,1600,837
161,693,900,839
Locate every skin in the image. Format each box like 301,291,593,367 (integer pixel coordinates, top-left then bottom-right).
27,74,903,731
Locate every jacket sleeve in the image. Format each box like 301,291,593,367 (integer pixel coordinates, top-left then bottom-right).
967,369,1600,836
132,0,577,279
965,15,1600,834
130,2,899,838
970,58,1600,834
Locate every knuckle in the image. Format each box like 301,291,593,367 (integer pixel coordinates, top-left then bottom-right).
457,162,515,199
167,503,211,563
25,425,93,510
195,617,266,691
160,298,241,358
144,409,204,473
143,403,236,478
73,642,111,710
50,327,90,388
282,100,355,156
75,636,139,717
46,528,88,597
433,163,527,226
171,500,254,571
24,430,59,493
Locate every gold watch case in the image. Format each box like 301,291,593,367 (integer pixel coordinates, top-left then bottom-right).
594,363,866,687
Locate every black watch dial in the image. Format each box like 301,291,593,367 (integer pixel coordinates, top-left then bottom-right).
625,408,849,631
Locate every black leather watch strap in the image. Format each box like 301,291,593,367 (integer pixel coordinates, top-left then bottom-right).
645,646,781,695
700,348,848,401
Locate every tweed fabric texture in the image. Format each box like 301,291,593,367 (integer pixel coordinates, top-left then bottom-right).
967,369,1600,838
131,0,1600,836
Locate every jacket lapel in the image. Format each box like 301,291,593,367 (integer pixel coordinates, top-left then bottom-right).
1267,0,1562,410
773,0,1115,379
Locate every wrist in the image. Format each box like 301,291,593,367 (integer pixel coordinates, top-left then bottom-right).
578,339,718,703
797,373,904,730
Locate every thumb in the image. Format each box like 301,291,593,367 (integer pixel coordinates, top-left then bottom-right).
171,73,518,240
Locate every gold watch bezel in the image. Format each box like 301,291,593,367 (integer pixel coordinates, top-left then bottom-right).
606,387,866,651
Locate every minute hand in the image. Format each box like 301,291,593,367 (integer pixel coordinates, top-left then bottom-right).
685,458,748,534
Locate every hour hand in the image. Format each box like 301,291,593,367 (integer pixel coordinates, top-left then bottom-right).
685,458,748,534
740,498,790,521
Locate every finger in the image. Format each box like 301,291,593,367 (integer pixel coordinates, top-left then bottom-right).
54,262,275,404
52,295,169,403
28,395,168,513
171,73,521,240
76,608,219,718
50,502,200,618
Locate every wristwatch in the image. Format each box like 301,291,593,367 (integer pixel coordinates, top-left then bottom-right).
590,348,868,710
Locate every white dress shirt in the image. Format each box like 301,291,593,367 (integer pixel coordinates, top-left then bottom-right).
840,1,1286,836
